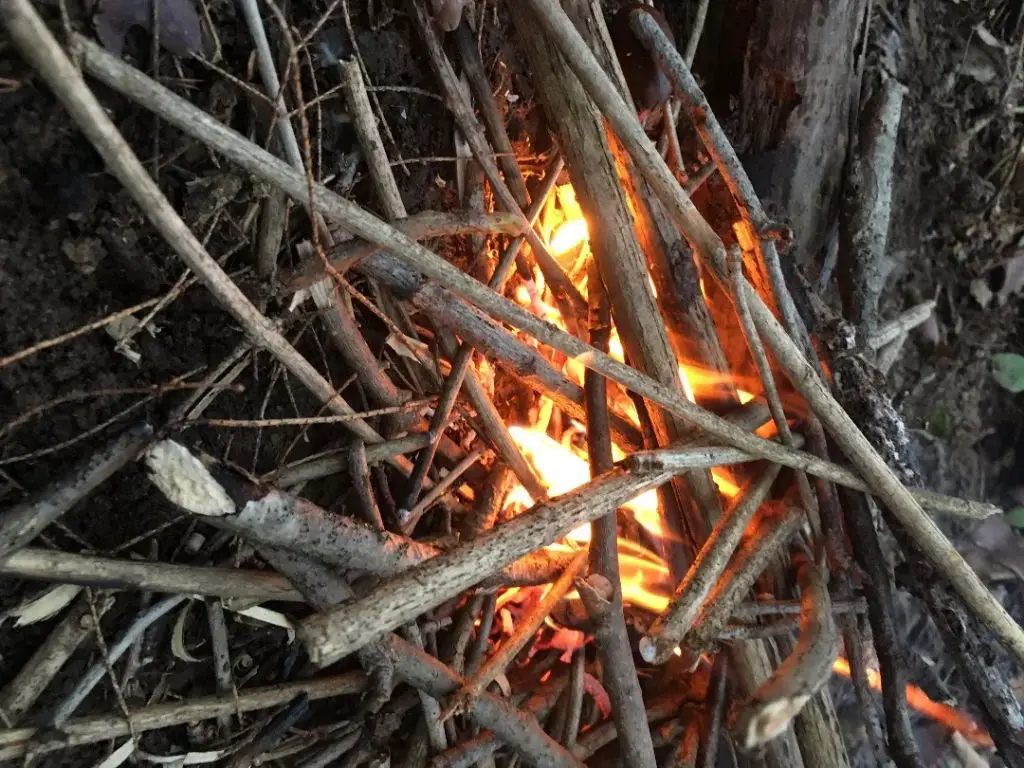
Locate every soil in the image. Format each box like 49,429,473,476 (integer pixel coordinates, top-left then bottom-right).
1,0,1023,765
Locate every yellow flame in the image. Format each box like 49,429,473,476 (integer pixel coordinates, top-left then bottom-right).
550,218,589,256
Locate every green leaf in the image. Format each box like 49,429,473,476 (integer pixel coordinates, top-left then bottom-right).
992,353,1024,393
1007,507,1024,528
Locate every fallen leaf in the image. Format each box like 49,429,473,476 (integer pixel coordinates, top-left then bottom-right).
973,23,1004,49
95,0,202,57
3,584,82,627
171,600,202,663
998,251,1024,304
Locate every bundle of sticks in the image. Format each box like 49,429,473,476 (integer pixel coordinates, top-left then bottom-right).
1,0,1022,766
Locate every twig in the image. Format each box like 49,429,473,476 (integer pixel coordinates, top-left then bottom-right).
188,399,429,428
383,634,584,768
866,300,936,350
570,694,684,760
431,677,567,768
0,8,384,450
838,489,919,767
205,598,235,730
269,434,432,487
562,650,585,749
843,618,896,768
347,440,385,531
582,264,658,768
678,505,804,662
699,654,729,768
284,210,526,288
408,0,586,328
400,446,486,533
837,73,906,346
402,623,448,753
683,0,710,65
49,594,187,728
145,441,439,576
0,423,153,558
732,554,839,750
298,466,673,667
0,594,112,725
440,551,587,720
640,464,782,665
628,443,999,520
0,547,304,601
0,296,162,369
0,674,367,761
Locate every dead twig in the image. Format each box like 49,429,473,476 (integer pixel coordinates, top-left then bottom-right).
0,547,304,601
0,423,153,558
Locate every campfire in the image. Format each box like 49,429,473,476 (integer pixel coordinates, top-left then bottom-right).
1,0,1019,766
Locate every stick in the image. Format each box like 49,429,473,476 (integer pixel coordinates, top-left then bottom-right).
268,435,432,487
49,594,187,728
383,634,584,768
570,693,684,760
732,555,839,750
440,551,587,720
0,547,305,602
679,506,804,662
0,673,367,761
298,466,673,667
400,447,486,533
837,74,906,346
866,300,936,350
347,440,385,531
640,464,782,665
0,7,383,450
838,489,919,767
628,444,999,520
0,423,153,558
582,264,658,768
0,594,111,725
284,210,526,288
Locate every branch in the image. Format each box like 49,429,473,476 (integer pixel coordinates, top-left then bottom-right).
298,466,673,667
0,423,153,557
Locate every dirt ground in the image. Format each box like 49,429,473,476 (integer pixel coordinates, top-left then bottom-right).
1,0,1024,764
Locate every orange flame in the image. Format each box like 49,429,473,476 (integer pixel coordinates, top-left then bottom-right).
832,658,992,747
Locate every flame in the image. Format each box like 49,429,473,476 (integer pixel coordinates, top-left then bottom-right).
506,426,661,541
550,218,589,256
832,658,992,747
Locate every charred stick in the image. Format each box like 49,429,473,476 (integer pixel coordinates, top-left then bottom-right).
49,593,187,728
440,551,587,720
286,210,526,287
0,547,304,602
402,623,449,752
732,555,839,751
910,569,1024,764
465,593,497,677
0,673,367,761
206,598,235,730
0,594,112,725
641,463,783,665
839,489,920,767
298,466,673,667
571,694,685,760
698,654,730,768
665,705,701,768
678,506,804,663
443,593,485,675
0,423,153,558
400,153,563,510
843,617,896,768
432,677,568,768
562,651,586,748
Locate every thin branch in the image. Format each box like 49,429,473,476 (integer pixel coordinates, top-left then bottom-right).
298,467,673,667
867,300,936,350
0,423,153,558
641,463,782,665
0,674,367,761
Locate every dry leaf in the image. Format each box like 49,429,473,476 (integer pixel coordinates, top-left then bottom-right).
973,23,1005,49
171,600,202,663
999,251,1024,304
95,0,202,57
4,584,82,627
94,739,136,768
230,605,294,631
